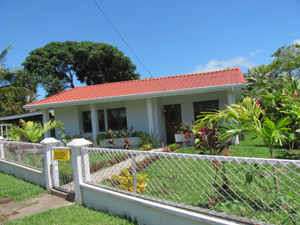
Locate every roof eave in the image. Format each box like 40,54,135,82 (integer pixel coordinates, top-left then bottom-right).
23,83,245,110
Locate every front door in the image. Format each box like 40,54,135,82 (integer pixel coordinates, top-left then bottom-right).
164,104,182,144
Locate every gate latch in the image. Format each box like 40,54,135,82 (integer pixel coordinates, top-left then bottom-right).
50,164,53,168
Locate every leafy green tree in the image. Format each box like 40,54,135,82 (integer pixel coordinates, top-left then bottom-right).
22,41,140,97
267,44,300,78
12,119,64,143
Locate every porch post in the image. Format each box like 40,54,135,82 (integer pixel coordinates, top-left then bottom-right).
90,104,98,145
227,87,239,145
0,136,5,159
147,98,154,133
42,108,50,138
40,137,59,191
67,138,92,205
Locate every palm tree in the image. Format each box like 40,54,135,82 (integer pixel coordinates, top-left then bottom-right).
0,46,33,99
12,119,64,143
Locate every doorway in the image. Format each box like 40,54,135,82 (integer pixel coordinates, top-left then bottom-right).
164,104,182,144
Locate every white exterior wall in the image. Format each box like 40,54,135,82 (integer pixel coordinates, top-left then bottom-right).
126,99,149,133
54,105,80,137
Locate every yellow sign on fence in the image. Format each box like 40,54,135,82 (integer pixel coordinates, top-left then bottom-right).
53,149,70,161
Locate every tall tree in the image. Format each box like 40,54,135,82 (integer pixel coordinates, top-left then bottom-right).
22,41,140,97
267,43,300,78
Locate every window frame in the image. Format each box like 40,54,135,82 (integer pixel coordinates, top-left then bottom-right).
97,110,106,132
193,100,219,121
82,111,92,133
107,108,127,130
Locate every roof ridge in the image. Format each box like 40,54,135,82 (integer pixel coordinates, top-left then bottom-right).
74,67,240,89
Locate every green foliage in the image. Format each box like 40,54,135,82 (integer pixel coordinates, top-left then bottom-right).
175,122,193,134
23,41,140,97
12,119,64,143
0,46,36,117
138,131,163,148
167,143,182,151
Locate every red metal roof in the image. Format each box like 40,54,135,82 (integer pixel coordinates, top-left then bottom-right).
25,67,245,107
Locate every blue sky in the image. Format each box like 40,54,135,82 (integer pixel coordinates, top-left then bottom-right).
1,0,300,99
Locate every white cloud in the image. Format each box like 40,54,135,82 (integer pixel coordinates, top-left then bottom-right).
194,56,256,73
293,39,300,44
250,49,262,57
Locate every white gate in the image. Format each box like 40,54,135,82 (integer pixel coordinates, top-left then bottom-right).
51,147,75,193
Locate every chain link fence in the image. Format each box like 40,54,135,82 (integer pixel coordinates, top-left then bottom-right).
81,147,300,225
0,141,44,171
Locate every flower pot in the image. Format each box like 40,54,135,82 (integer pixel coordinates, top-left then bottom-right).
175,134,186,142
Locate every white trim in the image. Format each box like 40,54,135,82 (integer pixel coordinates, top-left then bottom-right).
147,98,154,133
24,83,245,110
42,108,50,138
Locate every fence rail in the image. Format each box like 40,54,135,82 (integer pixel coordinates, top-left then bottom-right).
81,147,300,225
0,141,44,171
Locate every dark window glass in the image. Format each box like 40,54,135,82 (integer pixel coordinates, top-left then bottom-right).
83,111,92,133
107,108,127,130
98,110,105,132
193,100,219,121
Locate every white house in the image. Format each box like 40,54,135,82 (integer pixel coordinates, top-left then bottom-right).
23,67,245,144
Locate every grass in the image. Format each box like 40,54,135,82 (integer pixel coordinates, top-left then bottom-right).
4,204,137,225
176,133,300,159
100,133,300,224
0,172,45,202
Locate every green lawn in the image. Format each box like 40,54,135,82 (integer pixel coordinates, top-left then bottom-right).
176,133,300,159
0,172,45,202
4,205,137,225
101,133,300,224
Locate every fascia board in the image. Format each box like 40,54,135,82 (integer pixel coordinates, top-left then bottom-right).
23,83,245,110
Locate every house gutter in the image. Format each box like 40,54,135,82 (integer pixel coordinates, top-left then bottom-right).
24,83,245,110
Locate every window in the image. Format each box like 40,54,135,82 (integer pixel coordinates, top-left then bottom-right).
107,108,127,130
83,111,92,133
193,100,219,121
98,110,105,132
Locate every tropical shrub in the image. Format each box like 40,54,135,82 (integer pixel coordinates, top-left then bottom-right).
138,131,163,148
12,119,64,143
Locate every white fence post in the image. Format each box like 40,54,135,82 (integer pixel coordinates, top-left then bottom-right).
131,154,137,194
67,138,92,205
40,137,59,191
0,136,5,159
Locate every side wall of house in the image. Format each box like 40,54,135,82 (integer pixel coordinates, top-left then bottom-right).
54,105,80,137
126,99,149,133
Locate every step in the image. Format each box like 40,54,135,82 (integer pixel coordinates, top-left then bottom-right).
50,189,75,202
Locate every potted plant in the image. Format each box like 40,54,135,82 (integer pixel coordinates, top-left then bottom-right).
175,122,193,143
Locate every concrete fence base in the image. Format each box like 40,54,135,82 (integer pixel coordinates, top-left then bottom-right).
80,183,238,225
0,159,46,188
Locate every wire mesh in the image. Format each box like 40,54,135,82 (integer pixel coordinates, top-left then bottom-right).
0,141,44,171
81,147,300,225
